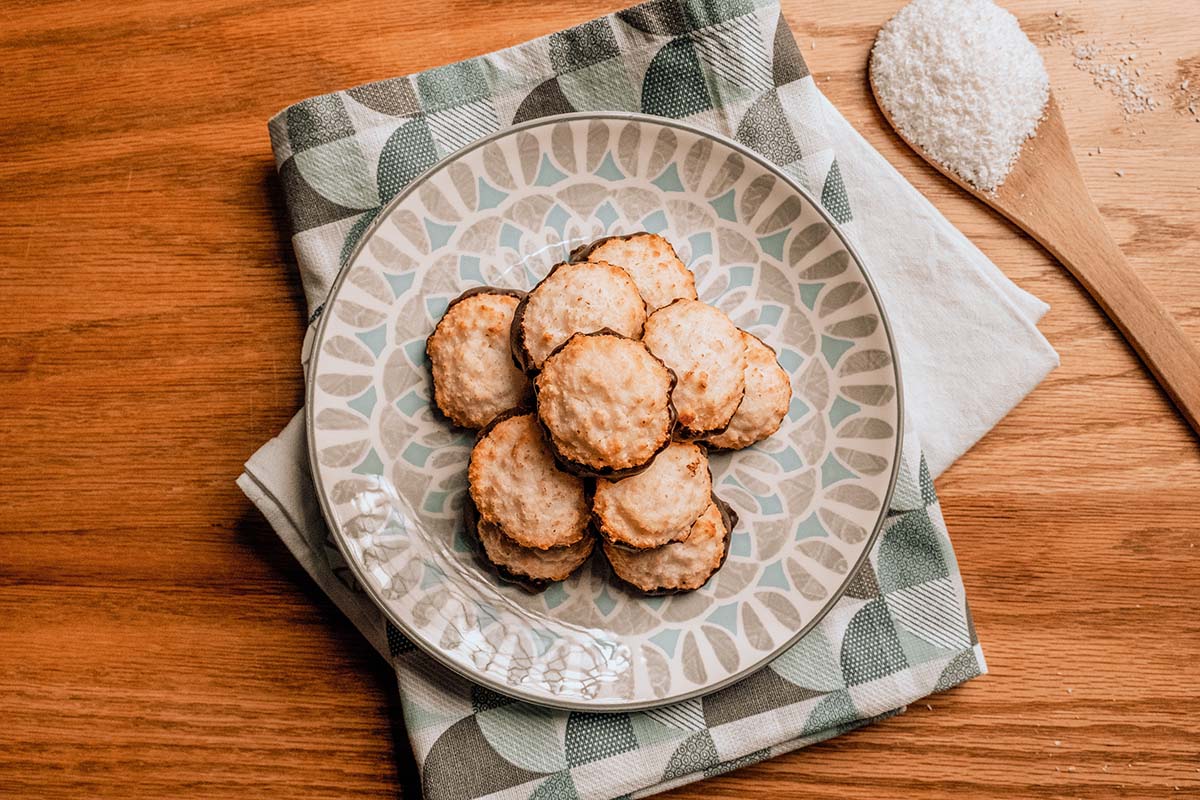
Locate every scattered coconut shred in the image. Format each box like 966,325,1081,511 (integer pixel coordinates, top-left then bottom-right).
871,0,1049,191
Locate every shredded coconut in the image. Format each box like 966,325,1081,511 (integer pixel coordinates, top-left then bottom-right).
1042,20,1196,125
1057,34,1158,117
871,0,1049,191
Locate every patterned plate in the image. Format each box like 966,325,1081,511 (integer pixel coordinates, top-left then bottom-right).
307,112,902,711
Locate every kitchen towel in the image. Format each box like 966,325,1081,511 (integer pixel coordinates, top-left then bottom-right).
241,0,1059,797
241,409,976,800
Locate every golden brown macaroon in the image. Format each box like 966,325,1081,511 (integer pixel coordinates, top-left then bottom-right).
704,331,792,451
510,260,646,372
467,410,590,550
592,441,712,550
426,288,533,429
603,497,737,594
572,232,697,311
534,331,676,478
641,299,746,439
465,498,595,587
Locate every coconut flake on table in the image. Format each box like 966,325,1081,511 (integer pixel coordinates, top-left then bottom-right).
870,0,1049,191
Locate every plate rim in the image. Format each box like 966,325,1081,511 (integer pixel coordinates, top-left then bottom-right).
305,110,905,712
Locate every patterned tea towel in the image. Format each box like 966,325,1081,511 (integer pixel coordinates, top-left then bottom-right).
240,1,1059,798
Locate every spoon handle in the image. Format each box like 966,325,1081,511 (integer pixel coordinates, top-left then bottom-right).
1031,195,1200,434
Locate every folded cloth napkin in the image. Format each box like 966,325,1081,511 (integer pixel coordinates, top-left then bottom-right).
242,411,971,800
242,1,1059,797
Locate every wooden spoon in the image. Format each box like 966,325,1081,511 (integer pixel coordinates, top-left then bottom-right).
868,74,1200,436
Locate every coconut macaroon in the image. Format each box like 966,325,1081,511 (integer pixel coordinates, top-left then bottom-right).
573,232,697,311
705,331,792,451
535,331,675,478
511,260,646,372
426,288,533,429
603,497,736,594
642,299,746,438
467,411,590,550
593,441,711,550
465,499,595,586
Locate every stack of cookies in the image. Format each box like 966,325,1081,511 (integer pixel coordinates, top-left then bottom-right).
425,233,792,594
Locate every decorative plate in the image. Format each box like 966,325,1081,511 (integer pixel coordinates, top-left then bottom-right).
307,112,902,711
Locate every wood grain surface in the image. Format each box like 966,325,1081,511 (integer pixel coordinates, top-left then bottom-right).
1,0,1198,797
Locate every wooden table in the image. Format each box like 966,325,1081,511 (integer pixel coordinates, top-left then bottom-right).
3,0,1198,796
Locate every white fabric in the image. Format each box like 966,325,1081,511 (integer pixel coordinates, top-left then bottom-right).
816,93,1058,473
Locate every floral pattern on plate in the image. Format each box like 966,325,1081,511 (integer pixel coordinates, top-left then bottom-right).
308,113,902,711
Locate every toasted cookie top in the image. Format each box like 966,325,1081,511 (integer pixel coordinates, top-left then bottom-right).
535,332,675,477
575,232,697,311
426,288,532,429
642,299,746,438
512,260,646,372
467,411,589,550
705,331,792,451
593,441,711,550
603,498,734,594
